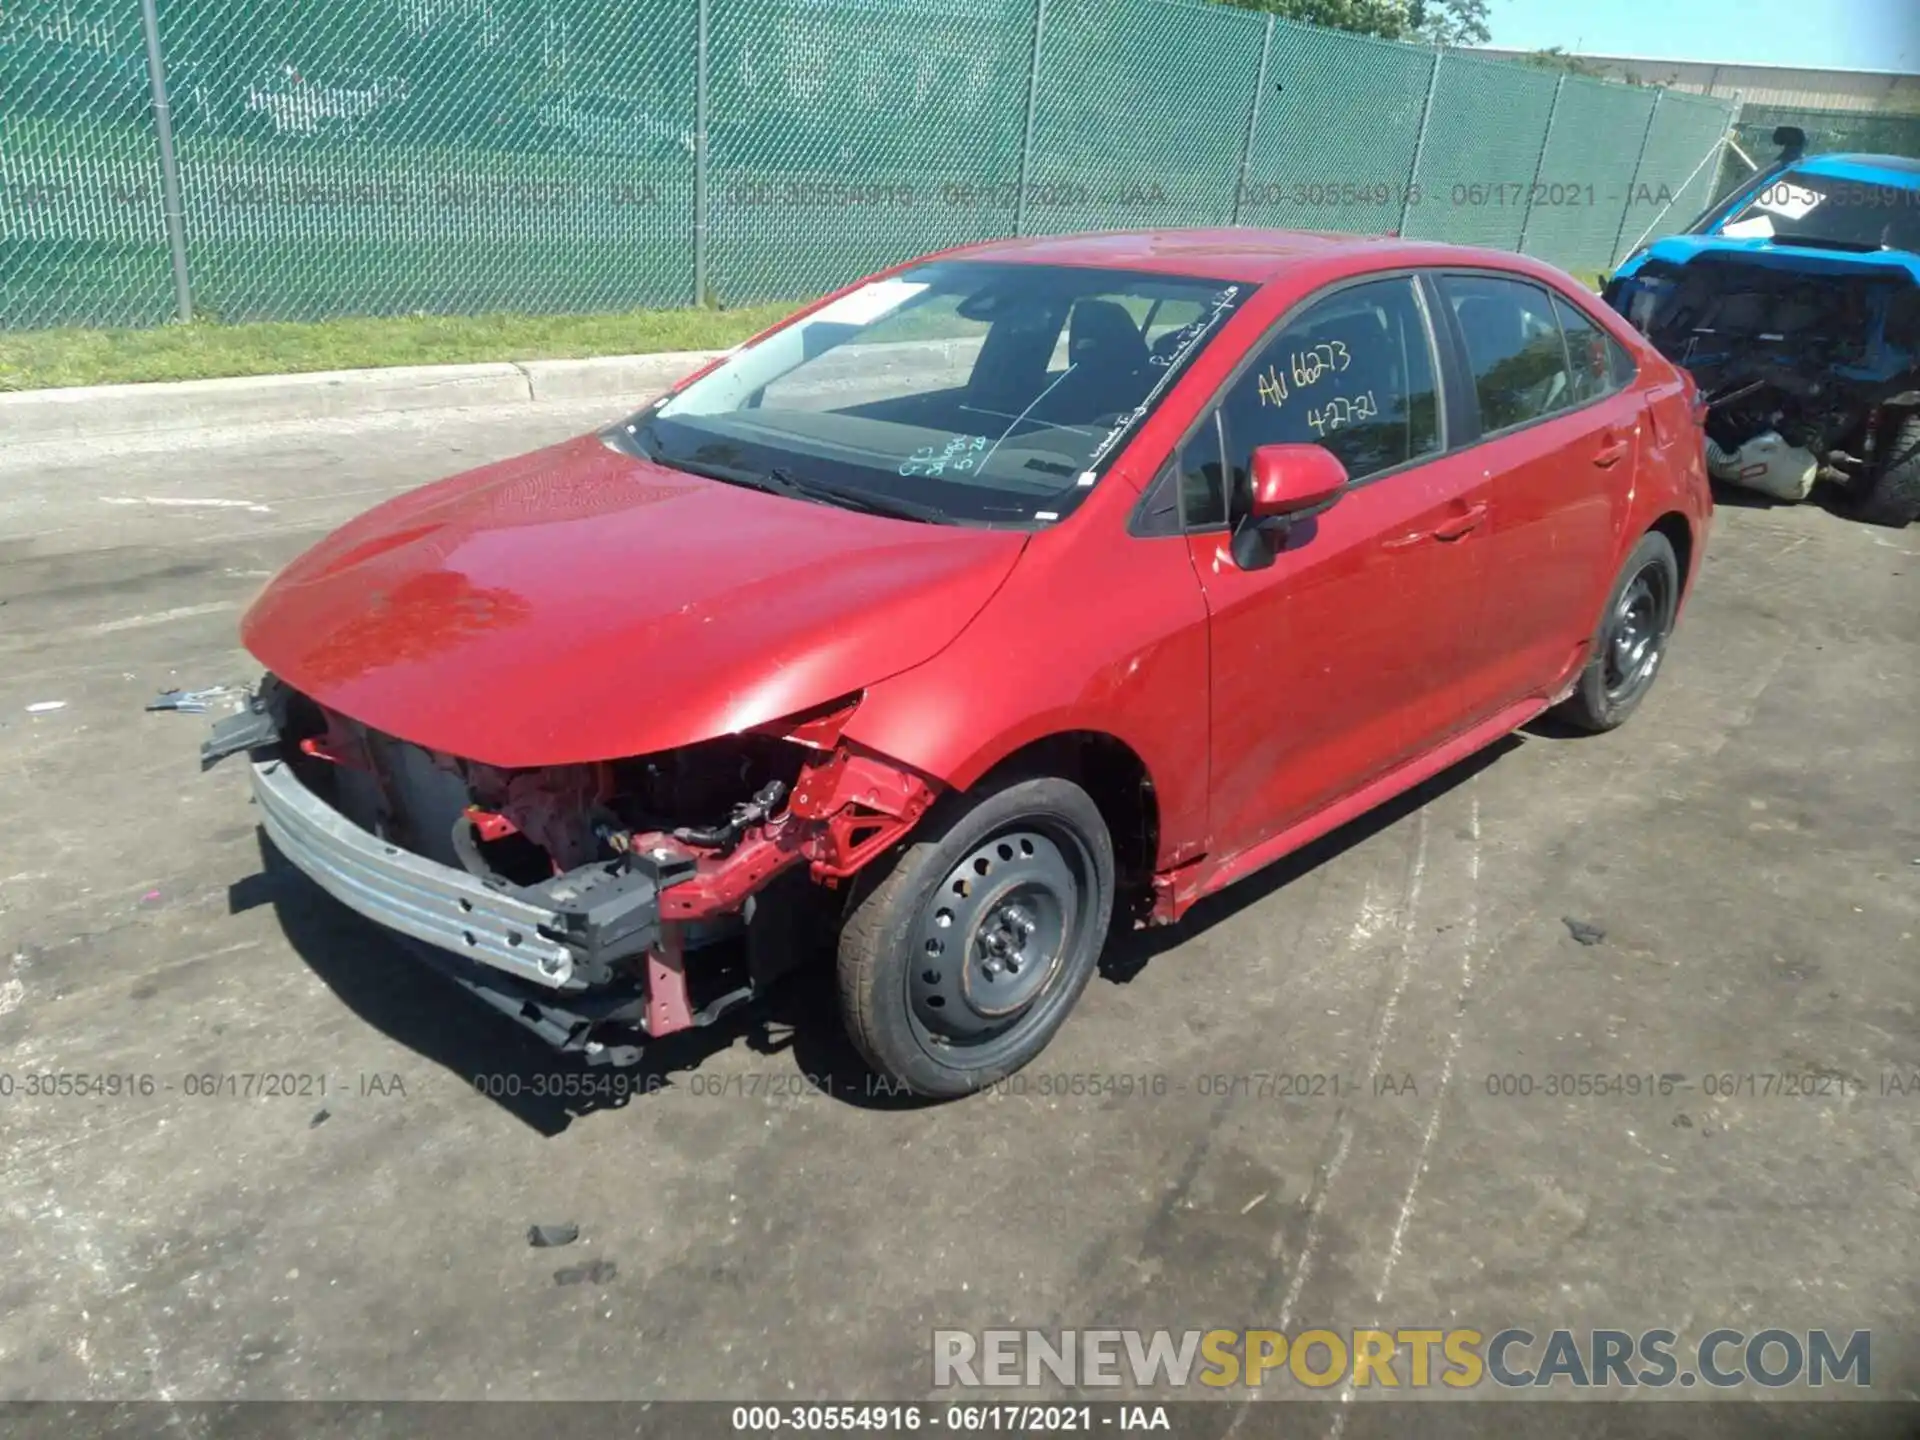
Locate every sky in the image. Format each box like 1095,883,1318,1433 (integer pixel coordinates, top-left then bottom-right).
1487,0,1920,73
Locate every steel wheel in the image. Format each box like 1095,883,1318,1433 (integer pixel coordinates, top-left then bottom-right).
1554,528,1683,734
1601,558,1674,706
908,825,1090,1064
837,773,1116,1098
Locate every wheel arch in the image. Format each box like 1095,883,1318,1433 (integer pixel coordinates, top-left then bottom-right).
960,730,1162,906
1648,510,1696,601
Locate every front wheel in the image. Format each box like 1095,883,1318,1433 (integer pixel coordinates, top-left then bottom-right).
1854,411,1920,528
1554,530,1681,733
836,774,1115,1099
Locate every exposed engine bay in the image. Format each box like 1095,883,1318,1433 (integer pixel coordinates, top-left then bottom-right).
1611,256,1920,504
247,678,941,1062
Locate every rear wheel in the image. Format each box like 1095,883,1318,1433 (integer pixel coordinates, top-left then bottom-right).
836,774,1114,1099
1854,411,1920,528
1555,530,1681,733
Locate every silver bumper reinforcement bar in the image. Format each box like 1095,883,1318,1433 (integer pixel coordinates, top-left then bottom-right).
247,755,692,993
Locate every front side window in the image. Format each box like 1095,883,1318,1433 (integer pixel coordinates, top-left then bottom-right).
635,261,1252,526
1440,274,1575,434
1188,275,1440,525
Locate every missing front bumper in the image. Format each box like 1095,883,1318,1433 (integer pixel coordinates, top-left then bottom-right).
210,675,939,1064
248,754,690,992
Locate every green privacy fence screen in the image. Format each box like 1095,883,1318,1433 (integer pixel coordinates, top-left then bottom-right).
1711,103,1920,203
1,0,1738,331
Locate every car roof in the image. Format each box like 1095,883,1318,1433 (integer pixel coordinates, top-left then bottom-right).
1793,153,1920,188
939,228,1575,286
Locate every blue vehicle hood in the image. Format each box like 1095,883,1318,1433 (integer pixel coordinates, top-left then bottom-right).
1790,154,1920,189
1620,233,1920,285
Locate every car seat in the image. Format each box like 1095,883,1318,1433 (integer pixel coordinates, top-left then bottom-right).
1036,299,1152,426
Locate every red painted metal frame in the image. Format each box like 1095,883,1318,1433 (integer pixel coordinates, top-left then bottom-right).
636,741,941,1038
643,740,942,929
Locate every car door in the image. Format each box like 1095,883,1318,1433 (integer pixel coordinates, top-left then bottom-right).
1177,274,1492,864
1433,273,1639,710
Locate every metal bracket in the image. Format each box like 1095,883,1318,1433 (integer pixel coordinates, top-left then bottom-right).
528,846,698,984
200,679,286,769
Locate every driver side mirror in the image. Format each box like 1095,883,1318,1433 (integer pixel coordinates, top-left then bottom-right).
1231,444,1348,569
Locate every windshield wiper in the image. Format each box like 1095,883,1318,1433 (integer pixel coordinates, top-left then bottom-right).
760,468,950,524
625,436,948,524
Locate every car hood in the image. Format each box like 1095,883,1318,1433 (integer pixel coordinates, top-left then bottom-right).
242,434,1028,767
1627,233,1920,285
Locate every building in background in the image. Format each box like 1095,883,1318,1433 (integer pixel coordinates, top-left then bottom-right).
1470,51,1919,111
1473,50,1920,200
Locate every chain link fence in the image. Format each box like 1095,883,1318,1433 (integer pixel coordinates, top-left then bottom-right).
2,0,1738,332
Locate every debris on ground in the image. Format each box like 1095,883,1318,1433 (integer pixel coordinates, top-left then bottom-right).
554,1260,616,1286
528,1223,580,1248
146,685,245,714
25,701,66,714
1562,917,1607,946
310,1108,331,1128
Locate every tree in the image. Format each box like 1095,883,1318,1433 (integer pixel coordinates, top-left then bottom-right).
1516,45,1618,80
1408,0,1491,46
1209,0,1490,45
1208,0,1414,41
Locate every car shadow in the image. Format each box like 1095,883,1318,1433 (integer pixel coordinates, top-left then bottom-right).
245,732,1528,1129
1708,477,1786,511
1708,475,1859,520
1097,734,1520,985
236,829,919,1132
1518,710,1590,740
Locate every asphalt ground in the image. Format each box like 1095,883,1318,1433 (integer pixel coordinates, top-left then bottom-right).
0,401,1915,1429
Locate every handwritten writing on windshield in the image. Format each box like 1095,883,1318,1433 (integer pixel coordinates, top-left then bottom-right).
1088,285,1244,469
900,433,988,478
1255,340,1352,409
1147,286,1244,372
1306,390,1377,436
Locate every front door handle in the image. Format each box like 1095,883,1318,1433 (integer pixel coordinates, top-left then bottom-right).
1431,502,1487,542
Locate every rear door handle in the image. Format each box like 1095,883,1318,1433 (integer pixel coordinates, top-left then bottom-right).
1431,502,1487,541
1593,430,1632,468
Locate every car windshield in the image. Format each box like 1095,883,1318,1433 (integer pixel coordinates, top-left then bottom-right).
629,261,1253,526
1716,168,1920,253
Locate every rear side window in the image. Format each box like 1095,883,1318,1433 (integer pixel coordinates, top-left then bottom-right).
1552,293,1634,407
1439,275,1574,433
1609,334,1638,389
1205,276,1441,512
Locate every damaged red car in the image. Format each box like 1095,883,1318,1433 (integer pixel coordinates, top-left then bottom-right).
205,229,1711,1097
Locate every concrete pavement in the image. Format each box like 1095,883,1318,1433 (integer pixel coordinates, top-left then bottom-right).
0,399,1916,1412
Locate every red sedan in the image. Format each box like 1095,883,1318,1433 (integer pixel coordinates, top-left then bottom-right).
206,229,1712,1098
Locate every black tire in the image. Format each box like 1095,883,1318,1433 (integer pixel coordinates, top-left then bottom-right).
1555,530,1681,734
836,774,1115,1099
1855,411,1920,529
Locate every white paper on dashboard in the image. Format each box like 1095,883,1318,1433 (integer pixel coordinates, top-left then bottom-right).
1752,185,1822,220
806,279,931,328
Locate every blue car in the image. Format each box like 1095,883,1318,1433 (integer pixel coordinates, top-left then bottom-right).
1606,129,1920,526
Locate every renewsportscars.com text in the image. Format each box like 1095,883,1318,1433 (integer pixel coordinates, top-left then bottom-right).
932,1328,1870,1390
